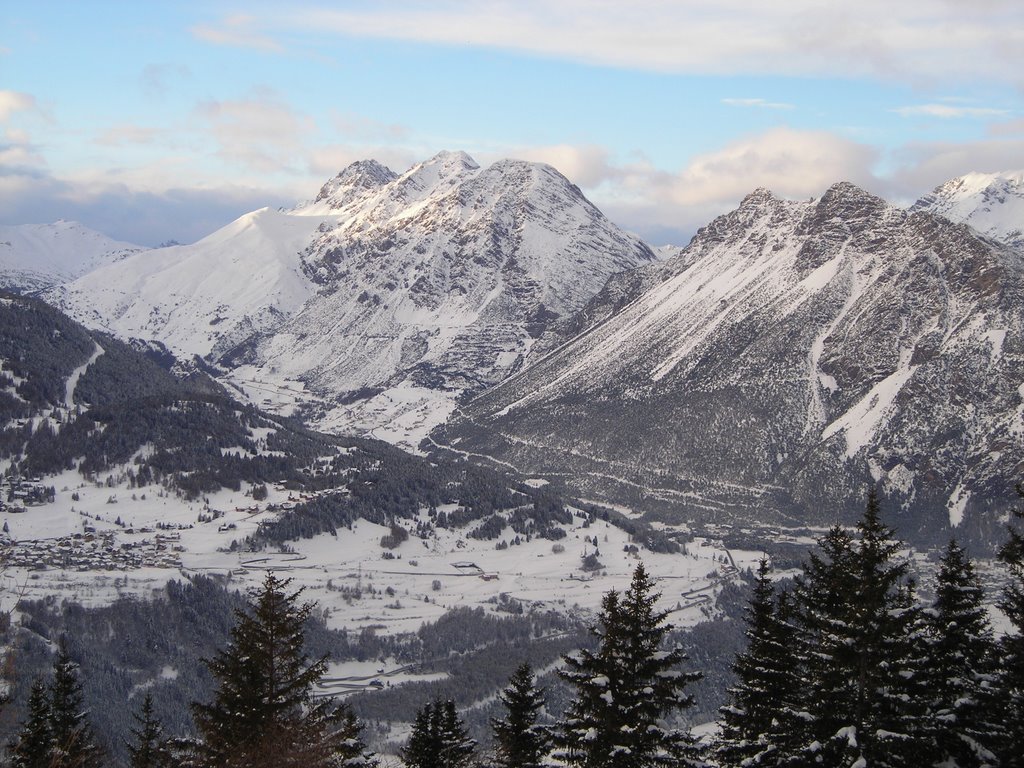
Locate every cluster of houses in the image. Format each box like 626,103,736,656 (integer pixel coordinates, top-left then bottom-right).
1,475,54,513
2,530,183,571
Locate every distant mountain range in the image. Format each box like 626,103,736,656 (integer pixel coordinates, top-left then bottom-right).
438,181,1024,545
0,220,142,293
8,162,1024,546
48,151,656,445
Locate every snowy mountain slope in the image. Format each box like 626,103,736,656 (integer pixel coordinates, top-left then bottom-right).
437,182,1024,545
1,293,741,646
0,220,142,292
47,207,339,361
46,152,655,446
249,153,656,408
912,170,1024,248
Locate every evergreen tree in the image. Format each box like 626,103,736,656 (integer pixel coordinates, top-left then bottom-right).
996,485,1024,767
555,563,701,768
715,559,800,768
492,663,551,768
402,700,476,768
403,702,440,768
190,572,377,768
127,693,172,768
48,640,104,768
790,492,927,767
788,523,857,764
923,539,998,767
9,678,53,768
436,700,476,768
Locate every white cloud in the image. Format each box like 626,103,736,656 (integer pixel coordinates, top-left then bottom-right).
0,168,290,246
193,92,315,173
887,137,1024,200
191,14,282,53
487,144,621,188
894,104,1011,119
0,90,41,122
281,1,1024,84
306,145,419,181
472,130,881,243
669,128,880,205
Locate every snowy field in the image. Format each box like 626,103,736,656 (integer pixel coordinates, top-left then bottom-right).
1,470,760,639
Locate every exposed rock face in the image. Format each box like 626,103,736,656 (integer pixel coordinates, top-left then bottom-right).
259,153,655,395
438,183,1024,545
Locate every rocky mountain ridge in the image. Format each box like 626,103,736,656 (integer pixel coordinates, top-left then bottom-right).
244,151,657,444
48,151,656,447
436,182,1024,546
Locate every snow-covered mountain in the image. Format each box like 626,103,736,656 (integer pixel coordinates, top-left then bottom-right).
437,182,1024,545
912,170,1024,247
49,207,332,361
51,151,657,446
0,220,142,292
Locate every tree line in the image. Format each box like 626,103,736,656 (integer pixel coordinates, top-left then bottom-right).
4,488,1024,767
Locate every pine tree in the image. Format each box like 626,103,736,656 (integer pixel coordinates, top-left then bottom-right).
402,700,476,768
48,640,104,768
788,523,857,765
403,703,440,768
127,693,172,768
437,700,476,768
790,492,927,767
9,678,53,768
492,663,551,768
921,539,998,767
995,485,1024,767
715,559,800,768
555,563,702,768
190,571,377,768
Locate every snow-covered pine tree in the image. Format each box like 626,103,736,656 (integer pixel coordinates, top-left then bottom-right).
491,662,551,768
9,678,53,768
995,487,1024,767
127,692,173,768
190,572,377,768
437,700,476,768
923,539,998,767
715,559,800,768
403,704,439,768
788,523,857,764
790,492,927,767
48,640,104,768
554,563,702,768
402,700,476,768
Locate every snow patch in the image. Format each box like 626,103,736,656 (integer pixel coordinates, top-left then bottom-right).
821,362,919,458
947,483,971,527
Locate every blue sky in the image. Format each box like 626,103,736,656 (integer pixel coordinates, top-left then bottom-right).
2,1,1023,246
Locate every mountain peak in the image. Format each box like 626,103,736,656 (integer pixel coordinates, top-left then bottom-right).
812,181,888,222
738,187,779,208
912,170,1024,247
821,180,879,202
425,149,479,170
388,150,481,203
313,159,398,209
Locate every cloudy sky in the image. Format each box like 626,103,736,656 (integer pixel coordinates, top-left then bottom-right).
2,1,1023,246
